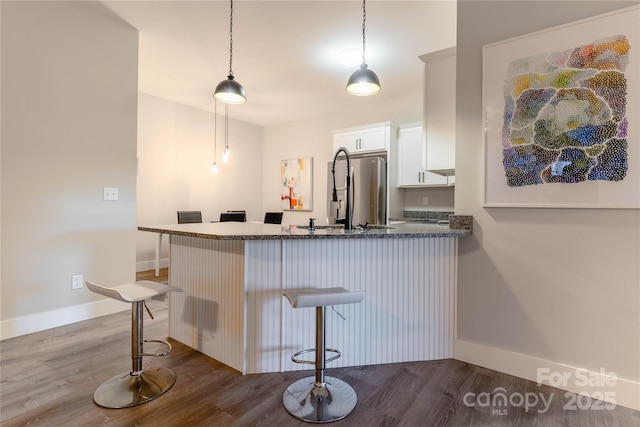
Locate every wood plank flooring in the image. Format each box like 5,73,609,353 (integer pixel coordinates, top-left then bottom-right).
1,269,638,426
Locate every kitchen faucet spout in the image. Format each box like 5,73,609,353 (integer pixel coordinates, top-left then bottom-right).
331,147,352,230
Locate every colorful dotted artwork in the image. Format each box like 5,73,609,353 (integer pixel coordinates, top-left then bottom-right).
501,35,630,187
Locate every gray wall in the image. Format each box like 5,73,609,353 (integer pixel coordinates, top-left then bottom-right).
1,1,138,334
455,0,639,390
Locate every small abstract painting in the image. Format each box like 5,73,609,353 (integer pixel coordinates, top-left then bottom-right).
483,6,639,208
281,157,313,211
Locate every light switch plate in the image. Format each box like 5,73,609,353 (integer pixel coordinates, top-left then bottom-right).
72,275,83,290
103,187,119,201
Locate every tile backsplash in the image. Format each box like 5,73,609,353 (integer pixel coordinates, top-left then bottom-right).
403,210,453,221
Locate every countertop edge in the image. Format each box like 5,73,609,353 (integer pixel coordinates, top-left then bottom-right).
138,225,471,240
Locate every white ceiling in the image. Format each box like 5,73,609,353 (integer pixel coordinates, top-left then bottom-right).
101,0,457,127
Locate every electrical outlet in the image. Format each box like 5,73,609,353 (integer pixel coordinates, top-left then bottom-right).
72,275,83,290
103,187,119,201
422,197,429,206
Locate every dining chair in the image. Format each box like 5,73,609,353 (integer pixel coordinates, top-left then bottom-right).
177,211,202,224
220,211,246,222
264,212,283,224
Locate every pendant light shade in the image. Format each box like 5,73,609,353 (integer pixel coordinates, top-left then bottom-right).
214,75,246,104
214,0,246,104
346,0,380,96
347,63,381,96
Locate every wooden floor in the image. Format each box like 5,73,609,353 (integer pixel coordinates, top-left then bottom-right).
1,269,638,427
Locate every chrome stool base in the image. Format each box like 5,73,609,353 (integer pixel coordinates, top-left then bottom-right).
283,376,358,423
93,366,177,409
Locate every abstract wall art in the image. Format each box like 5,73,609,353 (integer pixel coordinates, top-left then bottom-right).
281,157,313,211
483,6,639,208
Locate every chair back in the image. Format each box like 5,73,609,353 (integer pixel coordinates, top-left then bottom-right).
264,212,283,224
220,211,246,222
177,211,202,224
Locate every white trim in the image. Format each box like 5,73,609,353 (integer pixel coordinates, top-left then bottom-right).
454,338,640,411
0,298,129,340
136,258,168,273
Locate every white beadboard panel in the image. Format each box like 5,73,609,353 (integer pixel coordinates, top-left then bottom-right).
280,238,456,372
168,235,245,373
244,240,283,374
167,234,457,374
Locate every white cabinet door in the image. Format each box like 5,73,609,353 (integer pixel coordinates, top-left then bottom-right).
333,123,389,154
397,125,447,187
397,126,424,186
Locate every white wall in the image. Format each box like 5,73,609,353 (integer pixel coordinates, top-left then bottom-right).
262,95,423,226
136,94,264,270
1,1,139,337
455,1,640,410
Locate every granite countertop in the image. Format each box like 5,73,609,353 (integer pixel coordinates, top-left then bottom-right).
138,221,471,241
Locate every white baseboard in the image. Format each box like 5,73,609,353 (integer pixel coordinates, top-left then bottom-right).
454,338,640,411
0,298,129,340
136,258,168,273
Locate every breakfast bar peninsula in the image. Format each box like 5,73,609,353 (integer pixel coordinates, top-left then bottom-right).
138,221,471,374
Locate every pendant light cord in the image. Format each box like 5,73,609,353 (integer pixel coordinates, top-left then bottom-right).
225,103,229,150
361,0,367,65
214,100,217,160
228,0,234,77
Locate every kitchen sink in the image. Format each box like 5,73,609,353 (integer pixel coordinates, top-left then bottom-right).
296,225,344,230
356,224,394,229
296,224,394,230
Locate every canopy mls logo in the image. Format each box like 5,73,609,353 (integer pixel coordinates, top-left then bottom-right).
463,387,553,415
463,367,618,415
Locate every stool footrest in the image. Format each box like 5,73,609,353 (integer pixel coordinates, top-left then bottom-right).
291,348,341,365
142,339,172,357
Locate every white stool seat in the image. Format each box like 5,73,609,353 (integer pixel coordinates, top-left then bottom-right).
283,287,365,308
86,280,181,303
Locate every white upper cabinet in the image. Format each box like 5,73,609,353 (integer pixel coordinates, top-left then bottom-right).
333,122,392,154
397,124,447,187
422,47,456,175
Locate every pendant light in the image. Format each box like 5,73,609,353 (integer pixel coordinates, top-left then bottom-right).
222,104,231,163
214,0,246,104
211,100,219,174
346,0,380,96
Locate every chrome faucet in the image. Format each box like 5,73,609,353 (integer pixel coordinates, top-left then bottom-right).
331,147,352,230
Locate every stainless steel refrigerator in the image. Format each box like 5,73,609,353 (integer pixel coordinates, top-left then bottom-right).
327,157,386,226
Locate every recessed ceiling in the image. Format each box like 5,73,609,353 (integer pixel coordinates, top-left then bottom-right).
101,0,457,127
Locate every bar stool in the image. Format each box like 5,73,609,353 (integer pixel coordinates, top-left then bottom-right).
282,287,365,423
86,280,182,408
